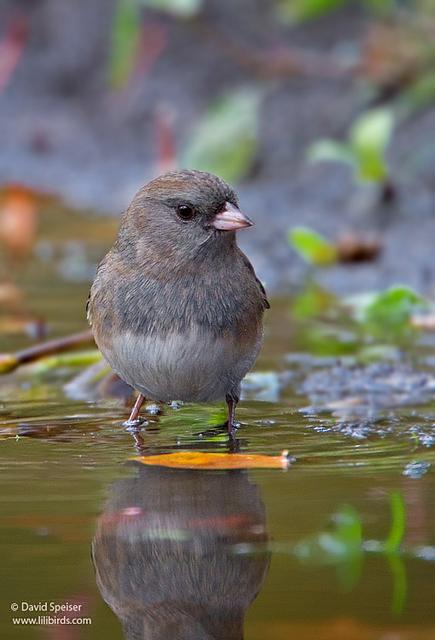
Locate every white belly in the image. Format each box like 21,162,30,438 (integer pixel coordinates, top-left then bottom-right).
98,327,261,403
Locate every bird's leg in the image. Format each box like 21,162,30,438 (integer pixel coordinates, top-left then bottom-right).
225,393,238,435
124,393,145,426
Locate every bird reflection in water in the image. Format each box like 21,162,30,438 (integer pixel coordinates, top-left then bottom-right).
92,463,270,640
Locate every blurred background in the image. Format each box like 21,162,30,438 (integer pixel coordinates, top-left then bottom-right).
3,4,435,640
2,0,435,294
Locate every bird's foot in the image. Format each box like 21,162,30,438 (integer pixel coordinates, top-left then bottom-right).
225,419,240,437
123,418,148,429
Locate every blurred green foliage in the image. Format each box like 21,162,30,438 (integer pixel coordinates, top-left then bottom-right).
108,0,141,89
182,89,261,183
291,282,338,319
108,0,202,88
399,73,435,116
277,0,347,22
347,285,426,339
384,490,406,554
309,108,395,183
288,226,338,266
277,0,396,22
293,491,408,612
290,282,428,356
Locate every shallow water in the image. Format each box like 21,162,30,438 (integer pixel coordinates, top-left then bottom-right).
1,207,435,639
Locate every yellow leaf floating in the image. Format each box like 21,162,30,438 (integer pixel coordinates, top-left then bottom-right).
132,450,291,470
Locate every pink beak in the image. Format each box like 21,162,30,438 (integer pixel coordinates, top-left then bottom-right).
212,202,254,231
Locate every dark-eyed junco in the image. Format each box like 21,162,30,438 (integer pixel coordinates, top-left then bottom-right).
87,169,269,432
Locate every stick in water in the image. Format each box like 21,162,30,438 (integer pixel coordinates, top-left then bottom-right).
0,329,94,374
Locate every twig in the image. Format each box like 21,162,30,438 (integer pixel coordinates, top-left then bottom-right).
0,329,94,374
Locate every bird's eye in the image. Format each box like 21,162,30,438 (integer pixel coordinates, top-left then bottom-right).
176,204,195,221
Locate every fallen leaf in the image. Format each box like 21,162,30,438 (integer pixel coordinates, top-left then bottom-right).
289,226,337,266
133,450,291,470
182,88,261,183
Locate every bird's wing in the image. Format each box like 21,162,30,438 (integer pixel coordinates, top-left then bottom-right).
240,252,270,310
256,276,270,310
86,290,92,325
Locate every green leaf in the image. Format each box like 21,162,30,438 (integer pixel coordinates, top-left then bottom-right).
308,140,355,167
364,285,425,328
360,0,396,16
400,73,435,115
351,108,394,153
289,226,338,266
309,108,395,183
182,89,261,183
350,108,394,181
291,283,337,319
139,0,202,18
108,0,141,90
277,0,347,22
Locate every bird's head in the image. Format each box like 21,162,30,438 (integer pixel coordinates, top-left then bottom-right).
116,170,253,263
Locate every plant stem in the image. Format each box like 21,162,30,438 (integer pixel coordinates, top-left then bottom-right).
0,329,94,374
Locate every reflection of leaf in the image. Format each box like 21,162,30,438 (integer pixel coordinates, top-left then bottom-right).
182,89,261,183
383,491,407,615
289,227,338,266
133,450,290,469
387,553,407,616
108,0,141,89
294,504,363,590
384,491,406,554
139,0,202,17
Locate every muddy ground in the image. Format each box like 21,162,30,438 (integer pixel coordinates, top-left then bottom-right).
1,0,435,294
